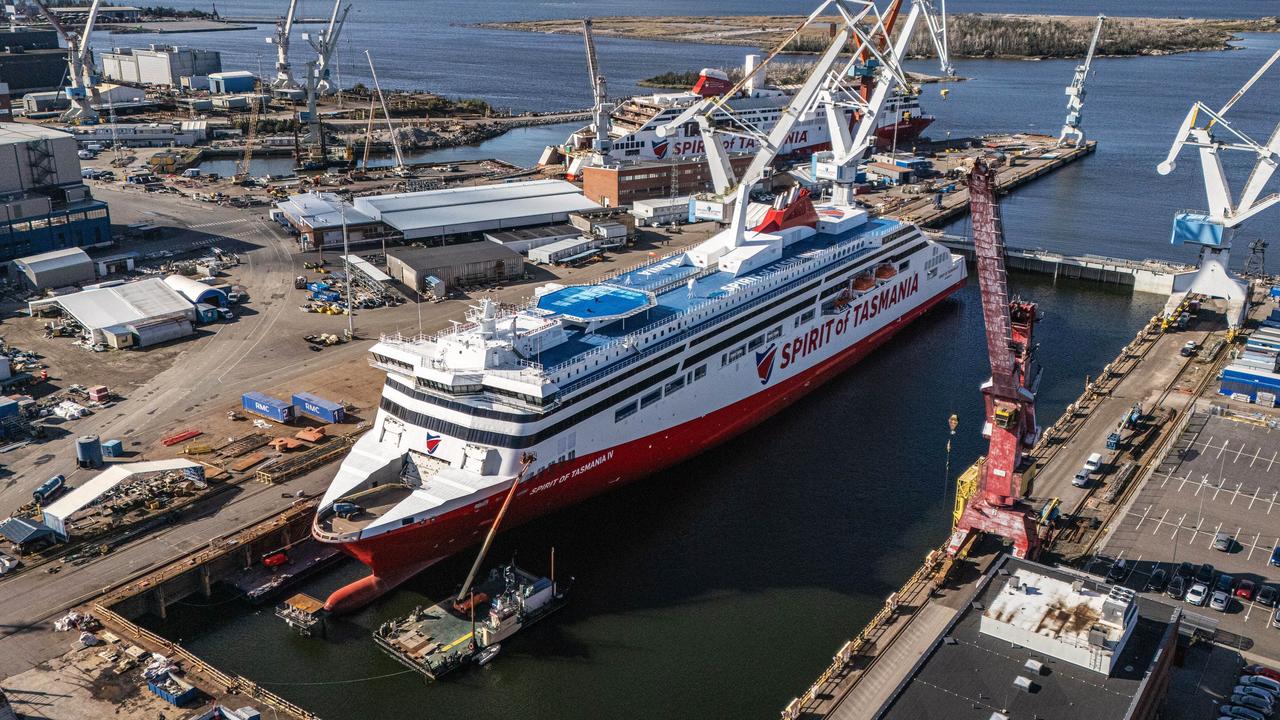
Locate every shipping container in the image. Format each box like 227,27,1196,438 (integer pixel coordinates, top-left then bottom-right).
306,281,330,293
292,392,345,423
101,439,124,457
147,672,199,707
242,392,295,423
311,290,341,303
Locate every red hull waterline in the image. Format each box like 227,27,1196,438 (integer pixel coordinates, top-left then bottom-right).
874,116,934,147
321,276,967,613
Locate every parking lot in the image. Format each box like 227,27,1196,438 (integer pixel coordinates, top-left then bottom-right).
1098,411,1280,662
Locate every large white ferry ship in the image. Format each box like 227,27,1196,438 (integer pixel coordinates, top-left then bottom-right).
313,200,966,611
546,60,936,180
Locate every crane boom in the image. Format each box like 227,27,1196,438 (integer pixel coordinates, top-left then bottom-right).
1057,15,1104,148
308,0,351,95
269,0,301,90
30,0,103,123
366,50,405,172
581,19,611,154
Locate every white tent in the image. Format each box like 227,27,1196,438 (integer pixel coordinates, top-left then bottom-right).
43,459,204,539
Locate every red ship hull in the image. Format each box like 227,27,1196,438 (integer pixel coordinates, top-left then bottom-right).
874,116,934,147
320,276,965,612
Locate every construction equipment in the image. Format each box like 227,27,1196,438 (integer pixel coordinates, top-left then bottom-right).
454,453,535,608
1156,47,1280,336
1058,15,1105,148
581,18,613,155
947,159,1043,560
30,0,103,124
365,50,407,176
267,0,301,92
305,0,350,95
234,83,264,183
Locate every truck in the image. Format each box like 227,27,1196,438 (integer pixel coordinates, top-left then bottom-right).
33,474,66,504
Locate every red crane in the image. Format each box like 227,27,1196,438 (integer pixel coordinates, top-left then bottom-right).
947,159,1043,559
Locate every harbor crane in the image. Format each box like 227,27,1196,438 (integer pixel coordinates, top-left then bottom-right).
947,159,1044,560
1057,15,1105,148
267,0,301,91
581,19,613,155
1156,46,1280,335
305,0,351,95
657,0,950,242
366,50,407,175
30,0,103,124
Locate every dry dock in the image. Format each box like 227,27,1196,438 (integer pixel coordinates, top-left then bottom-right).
782,286,1280,720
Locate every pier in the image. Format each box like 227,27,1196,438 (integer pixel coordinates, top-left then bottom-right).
931,232,1195,294
782,286,1280,719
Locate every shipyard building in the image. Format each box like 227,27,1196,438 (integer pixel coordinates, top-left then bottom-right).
870,556,1179,720
582,154,760,207
0,27,66,96
0,123,111,262
100,44,222,87
387,244,525,293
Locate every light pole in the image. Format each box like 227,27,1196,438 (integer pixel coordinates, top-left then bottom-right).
341,203,354,340
945,413,958,502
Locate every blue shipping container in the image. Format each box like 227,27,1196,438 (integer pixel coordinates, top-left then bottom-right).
102,439,124,457
306,281,330,293
242,392,295,423
311,290,341,302
292,392,345,423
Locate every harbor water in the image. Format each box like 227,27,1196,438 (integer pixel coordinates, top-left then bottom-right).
135,2,1280,717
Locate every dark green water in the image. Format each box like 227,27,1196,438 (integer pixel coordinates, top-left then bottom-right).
144,273,1164,719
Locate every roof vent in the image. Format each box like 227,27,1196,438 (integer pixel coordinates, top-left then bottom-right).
1024,658,1045,675
1013,676,1034,693
1009,576,1022,591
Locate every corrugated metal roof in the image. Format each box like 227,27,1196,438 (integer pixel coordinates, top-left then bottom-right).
209,70,256,79
354,179,601,236
389,242,523,269
14,247,93,275
47,277,193,331
0,121,73,145
277,192,374,230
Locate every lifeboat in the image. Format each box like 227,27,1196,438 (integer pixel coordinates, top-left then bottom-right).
852,273,876,291
874,263,897,280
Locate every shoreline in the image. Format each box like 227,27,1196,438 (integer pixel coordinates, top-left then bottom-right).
475,13,1280,60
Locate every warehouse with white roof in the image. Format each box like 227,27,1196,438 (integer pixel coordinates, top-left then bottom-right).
351,179,602,242
29,277,197,348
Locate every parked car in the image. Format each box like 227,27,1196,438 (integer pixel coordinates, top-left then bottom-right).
1166,574,1188,600
1084,452,1103,473
1220,704,1266,720
1245,665,1280,683
1107,559,1130,583
1234,685,1277,705
1072,468,1091,487
1271,545,1280,568
1231,694,1273,716
1216,574,1236,594
1196,563,1217,585
1145,568,1168,593
1176,561,1196,580
1236,579,1258,601
1274,609,1280,630
1216,532,1236,552
1186,582,1210,606
1258,586,1278,608
1241,675,1280,695
1211,590,1232,612
0,552,18,575
1180,340,1199,357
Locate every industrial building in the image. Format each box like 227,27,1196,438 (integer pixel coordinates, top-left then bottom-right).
47,5,142,22
272,192,386,251
386,243,525,292
871,556,1179,720
100,44,222,87
41,459,205,541
0,27,65,96
208,71,257,95
352,179,602,243
20,84,148,117
631,196,692,226
581,154,761,207
0,123,111,262
29,277,198,348
483,224,584,254
13,247,95,288
66,121,196,148
163,274,228,307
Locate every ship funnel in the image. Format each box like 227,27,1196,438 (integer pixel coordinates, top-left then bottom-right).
744,54,761,94
479,298,497,337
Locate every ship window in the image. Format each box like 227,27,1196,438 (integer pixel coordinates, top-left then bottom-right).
766,327,782,341
728,347,746,363
641,389,662,408
664,377,684,395
694,365,707,381
615,401,638,422
402,518,413,527
801,309,816,323
721,353,728,367
626,149,640,156
748,335,764,351
898,259,910,271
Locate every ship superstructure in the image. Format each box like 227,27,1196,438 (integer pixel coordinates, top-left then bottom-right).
314,209,965,610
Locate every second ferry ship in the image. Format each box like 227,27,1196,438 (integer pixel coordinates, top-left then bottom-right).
313,198,966,610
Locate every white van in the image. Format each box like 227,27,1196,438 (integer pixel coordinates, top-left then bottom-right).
1084,452,1103,473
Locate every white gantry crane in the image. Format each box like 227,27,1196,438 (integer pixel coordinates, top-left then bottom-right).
305,0,351,95
1057,15,1105,148
581,18,613,155
267,0,301,91
658,0,949,242
31,0,103,124
1156,47,1280,335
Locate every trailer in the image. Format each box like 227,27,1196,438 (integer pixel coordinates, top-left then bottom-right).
242,392,295,423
